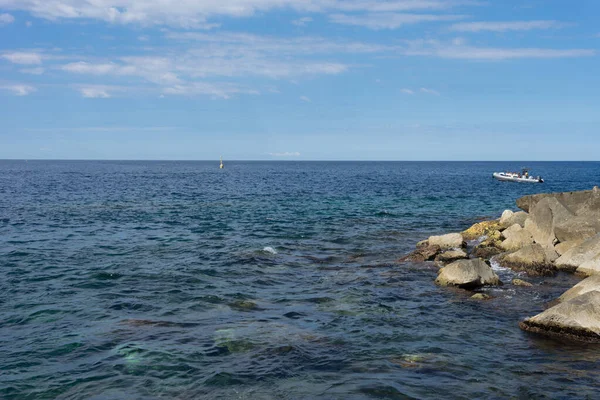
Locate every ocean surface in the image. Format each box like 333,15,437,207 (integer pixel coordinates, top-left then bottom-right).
2,160,600,399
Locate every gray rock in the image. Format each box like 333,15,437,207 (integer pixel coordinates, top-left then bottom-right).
555,234,600,271
500,210,528,229
435,259,501,289
500,228,534,251
576,254,600,277
524,197,570,248
520,290,600,343
435,249,468,263
559,275,600,302
554,215,598,243
501,223,524,240
555,239,585,256
427,233,464,250
516,189,599,214
499,244,557,276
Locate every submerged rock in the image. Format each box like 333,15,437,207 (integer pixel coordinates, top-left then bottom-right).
435,258,501,289
462,220,502,241
520,290,600,343
428,233,464,249
471,293,491,300
559,276,600,303
500,210,528,229
555,234,600,271
512,278,533,287
499,244,557,276
228,300,259,311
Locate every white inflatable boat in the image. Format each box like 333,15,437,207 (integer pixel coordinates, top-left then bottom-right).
493,170,544,183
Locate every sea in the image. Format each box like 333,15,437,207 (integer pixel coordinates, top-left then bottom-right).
1,160,600,399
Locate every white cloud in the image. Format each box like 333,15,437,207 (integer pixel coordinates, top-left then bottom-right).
269,152,301,157
0,13,14,24
0,84,36,96
401,88,414,94
2,51,43,64
77,85,113,98
450,20,563,32
138,35,149,41
402,39,596,60
420,87,440,95
292,17,313,26
162,82,259,99
329,12,465,30
20,67,45,75
0,0,477,28
300,96,311,102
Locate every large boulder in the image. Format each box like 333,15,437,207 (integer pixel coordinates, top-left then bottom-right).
555,234,600,271
499,210,528,229
517,189,600,242
524,197,572,248
516,188,600,214
499,244,557,276
435,259,501,289
559,276,600,302
462,220,502,241
519,290,600,343
576,254,600,277
427,233,464,250
554,215,598,243
555,239,585,256
500,228,534,251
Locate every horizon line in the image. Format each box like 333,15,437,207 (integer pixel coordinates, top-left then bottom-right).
3,159,600,162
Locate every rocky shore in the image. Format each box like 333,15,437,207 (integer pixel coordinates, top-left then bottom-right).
400,187,600,343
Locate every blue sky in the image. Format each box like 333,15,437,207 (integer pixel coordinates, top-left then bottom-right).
0,0,599,160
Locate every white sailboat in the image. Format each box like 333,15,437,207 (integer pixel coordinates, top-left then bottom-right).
220,156,224,169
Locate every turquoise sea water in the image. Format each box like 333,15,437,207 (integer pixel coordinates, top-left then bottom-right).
1,161,600,399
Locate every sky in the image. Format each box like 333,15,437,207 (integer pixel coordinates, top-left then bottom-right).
0,0,599,160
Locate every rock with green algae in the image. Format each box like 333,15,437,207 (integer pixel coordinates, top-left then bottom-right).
462,220,502,241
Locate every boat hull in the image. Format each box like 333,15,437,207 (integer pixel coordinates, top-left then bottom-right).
493,173,543,183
